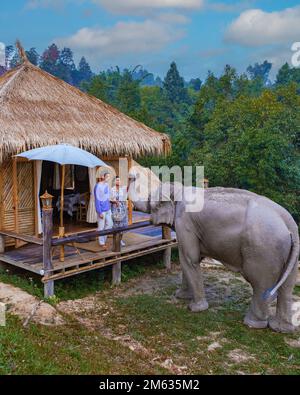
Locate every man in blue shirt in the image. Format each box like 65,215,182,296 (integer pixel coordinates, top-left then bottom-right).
94,170,113,248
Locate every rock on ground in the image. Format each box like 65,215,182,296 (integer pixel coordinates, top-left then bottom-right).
0,282,64,326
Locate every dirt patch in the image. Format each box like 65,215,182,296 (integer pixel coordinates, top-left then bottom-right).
57,296,188,374
0,282,64,326
228,349,256,364
285,338,300,349
110,262,251,309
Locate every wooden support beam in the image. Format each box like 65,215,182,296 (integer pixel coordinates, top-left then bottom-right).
0,235,4,254
12,158,20,248
43,240,178,282
162,225,172,271
0,230,43,245
112,232,122,285
60,165,66,262
34,162,39,236
127,157,133,225
43,207,54,298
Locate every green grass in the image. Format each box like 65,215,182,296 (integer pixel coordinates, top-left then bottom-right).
102,293,300,375
0,252,299,375
0,315,166,375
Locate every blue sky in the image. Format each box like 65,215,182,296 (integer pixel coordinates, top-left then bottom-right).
0,0,300,80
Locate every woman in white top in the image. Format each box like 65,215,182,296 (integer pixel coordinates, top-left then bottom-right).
111,176,129,246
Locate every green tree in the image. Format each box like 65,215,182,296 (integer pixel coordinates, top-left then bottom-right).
116,70,141,115
40,43,60,75
26,48,39,65
247,60,272,85
276,63,300,87
190,86,300,220
85,74,108,102
163,62,189,104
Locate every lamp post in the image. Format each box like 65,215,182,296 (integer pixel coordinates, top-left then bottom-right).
40,191,54,298
40,190,54,210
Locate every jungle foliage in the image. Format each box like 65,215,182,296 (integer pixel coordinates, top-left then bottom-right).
2,44,300,221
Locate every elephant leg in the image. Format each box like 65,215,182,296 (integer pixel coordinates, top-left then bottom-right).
243,286,270,329
269,264,299,333
242,258,277,330
177,240,208,313
175,271,193,300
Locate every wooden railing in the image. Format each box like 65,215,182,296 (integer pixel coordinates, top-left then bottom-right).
51,220,153,246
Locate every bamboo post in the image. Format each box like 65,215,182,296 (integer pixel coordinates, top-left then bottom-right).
162,138,168,158
34,162,39,236
43,204,54,298
162,225,172,271
0,235,5,270
59,164,65,262
127,157,133,225
0,235,4,254
112,233,122,285
12,158,20,248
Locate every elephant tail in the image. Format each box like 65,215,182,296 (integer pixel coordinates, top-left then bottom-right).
263,226,299,301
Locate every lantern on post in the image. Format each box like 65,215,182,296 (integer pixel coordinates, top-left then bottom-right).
40,190,54,210
40,190,54,298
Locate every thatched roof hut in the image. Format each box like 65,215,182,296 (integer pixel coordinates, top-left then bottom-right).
0,46,170,163
0,43,171,245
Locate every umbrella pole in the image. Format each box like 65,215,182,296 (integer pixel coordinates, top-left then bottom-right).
59,165,65,262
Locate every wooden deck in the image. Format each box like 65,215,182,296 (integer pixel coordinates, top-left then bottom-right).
0,230,177,283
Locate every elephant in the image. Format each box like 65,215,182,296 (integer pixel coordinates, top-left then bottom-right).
128,180,300,333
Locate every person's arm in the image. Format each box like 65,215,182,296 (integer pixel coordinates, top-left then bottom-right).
95,184,105,217
110,187,117,204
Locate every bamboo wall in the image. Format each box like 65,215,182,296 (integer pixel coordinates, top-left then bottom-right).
0,159,35,246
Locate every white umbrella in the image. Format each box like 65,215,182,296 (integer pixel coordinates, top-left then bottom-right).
16,144,107,168
16,144,108,261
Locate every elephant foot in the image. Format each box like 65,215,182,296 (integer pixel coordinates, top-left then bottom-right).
268,317,299,334
175,288,193,300
188,300,209,313
244,315,268,330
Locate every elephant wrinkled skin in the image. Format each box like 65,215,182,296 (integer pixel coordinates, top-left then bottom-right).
129,183,300,333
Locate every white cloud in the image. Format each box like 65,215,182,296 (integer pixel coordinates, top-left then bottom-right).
225,6,300,47
207,1,256,13
93,0,204,14
156,13,190,24
56,17,186,59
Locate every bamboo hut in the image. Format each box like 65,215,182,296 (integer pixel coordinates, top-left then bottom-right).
0,44,171,248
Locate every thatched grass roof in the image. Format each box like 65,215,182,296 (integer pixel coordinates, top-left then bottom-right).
0,52,170,163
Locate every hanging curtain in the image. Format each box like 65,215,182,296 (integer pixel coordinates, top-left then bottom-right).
87,167,97,223
53,163,61,190
36,160,43,234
